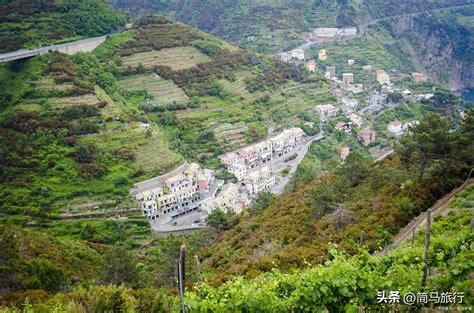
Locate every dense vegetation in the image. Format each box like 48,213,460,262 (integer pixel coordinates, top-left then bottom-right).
197,112,474,283
380,6,474,89
0,0,126,52
112,0,474,88
0,5,473,311
0,15,318,217
1,199,472,311
112,0,472,52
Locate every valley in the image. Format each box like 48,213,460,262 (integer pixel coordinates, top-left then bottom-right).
0,0,472,311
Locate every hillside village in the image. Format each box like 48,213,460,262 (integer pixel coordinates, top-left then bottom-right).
131,127,309,232
275,41,443,162
131,32,452,232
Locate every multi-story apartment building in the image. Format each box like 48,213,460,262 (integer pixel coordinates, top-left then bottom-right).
315,104,337,121
242,165,276,195
134,163,214,219
306,60,316,72
220,128,304,172
291,48,305,60
342,73,354,84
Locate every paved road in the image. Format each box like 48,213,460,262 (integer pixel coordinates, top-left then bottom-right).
150,178,222,232
0,36,107,62
270,132,325,194
151,210,208,233
0,24,131,63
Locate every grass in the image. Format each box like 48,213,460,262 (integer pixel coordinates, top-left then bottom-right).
214,122,249,149
451,184,474,209
134,130,183,174
121,46,211,70
119,74,188,104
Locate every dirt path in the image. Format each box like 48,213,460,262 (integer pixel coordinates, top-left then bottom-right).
380,176,473,255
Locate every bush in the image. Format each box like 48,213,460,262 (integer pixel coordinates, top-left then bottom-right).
23,259,67,293
78,163,108,179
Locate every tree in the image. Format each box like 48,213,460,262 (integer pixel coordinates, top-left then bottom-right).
0,227,22,292
146,236,181,288
306,177,341,219
387,92,403,103
159,111,177,125
102,245,139,287
398,113,453,183
337,151,369,186
249,192,274,215
207,208,234,233
72,142,96,163
23,259,66,293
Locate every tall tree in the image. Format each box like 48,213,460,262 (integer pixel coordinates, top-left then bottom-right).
0,227,22,292
398,113,452,183
102,244,139,287
337,151,369,186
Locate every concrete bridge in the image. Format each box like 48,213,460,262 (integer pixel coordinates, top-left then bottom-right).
0,35,107,63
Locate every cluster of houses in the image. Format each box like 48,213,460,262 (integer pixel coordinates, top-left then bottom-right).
324,65,355,86
315,101,377,148
200,182,251,215
278,48,305,62
133,128,307,221
220,127,305,181
133,162,253,219
133,163,216,220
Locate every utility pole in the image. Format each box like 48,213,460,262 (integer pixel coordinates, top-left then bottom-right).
359,231,364,246
421,209,431,289
195,255,202,301
178,244,186,313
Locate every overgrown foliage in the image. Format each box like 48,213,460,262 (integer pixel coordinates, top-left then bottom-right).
0,0,126,52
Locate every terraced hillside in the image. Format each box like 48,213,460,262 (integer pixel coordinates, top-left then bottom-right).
113,0,473,88
114,0,345,53
0,16,322,216
121,47,211,70
307,24,417,86
119,74,189,104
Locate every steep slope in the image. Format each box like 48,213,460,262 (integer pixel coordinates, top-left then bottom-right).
0,15,319,216
2,198,472,311
112,0,472,50
381,8,474,89
112,0,474,88
0,0,126,53
196,112,474,283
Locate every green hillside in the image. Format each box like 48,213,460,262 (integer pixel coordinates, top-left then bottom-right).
0,15,321,217
112,0,474,88
0,4,473,311
0,0,126,53
1,194,472,311
112,0,472,52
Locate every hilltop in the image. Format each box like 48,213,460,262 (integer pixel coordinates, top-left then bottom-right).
0,0,126,53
